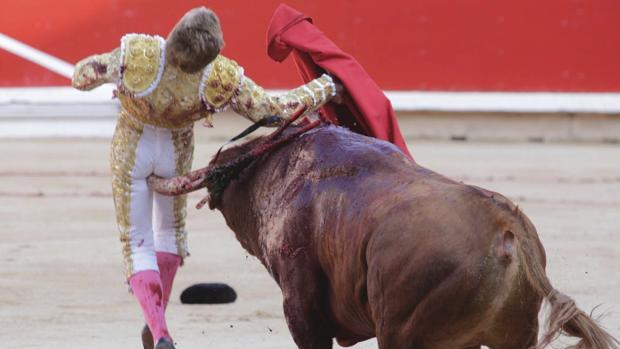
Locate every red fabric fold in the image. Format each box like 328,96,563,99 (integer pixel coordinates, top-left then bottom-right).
267,4,412,159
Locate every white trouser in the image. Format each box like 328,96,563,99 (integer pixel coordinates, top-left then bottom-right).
111,112,194,278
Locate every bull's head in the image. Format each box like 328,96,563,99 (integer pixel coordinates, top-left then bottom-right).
148,107,318,209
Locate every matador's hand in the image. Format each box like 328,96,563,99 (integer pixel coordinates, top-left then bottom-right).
332,81,345,104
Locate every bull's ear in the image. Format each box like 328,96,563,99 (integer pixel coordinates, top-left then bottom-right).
180,283,237,304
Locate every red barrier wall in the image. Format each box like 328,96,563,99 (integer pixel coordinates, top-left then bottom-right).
1,0,620,91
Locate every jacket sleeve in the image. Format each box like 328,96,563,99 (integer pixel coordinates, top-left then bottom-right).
229,73,336,123
72,48,121,91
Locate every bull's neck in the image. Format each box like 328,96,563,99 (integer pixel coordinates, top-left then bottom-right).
217,195,263,258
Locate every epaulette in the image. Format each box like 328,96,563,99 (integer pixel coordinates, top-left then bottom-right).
119,33,166,98
199,55,244,112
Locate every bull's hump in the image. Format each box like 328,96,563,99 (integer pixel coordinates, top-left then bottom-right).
305,125,412,171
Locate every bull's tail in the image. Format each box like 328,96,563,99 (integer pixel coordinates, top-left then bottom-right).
516,233,619,349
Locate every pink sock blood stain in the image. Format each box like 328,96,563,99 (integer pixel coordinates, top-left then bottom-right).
148,282,163,307
156,252,182,309
129,270,171,342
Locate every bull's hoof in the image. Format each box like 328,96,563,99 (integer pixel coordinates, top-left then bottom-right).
180,283,237,304
141,325,154,349
155,338,175,349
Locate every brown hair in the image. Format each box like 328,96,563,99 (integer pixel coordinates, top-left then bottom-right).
166,7,224,73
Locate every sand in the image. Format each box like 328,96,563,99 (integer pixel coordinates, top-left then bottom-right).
0,128,618,348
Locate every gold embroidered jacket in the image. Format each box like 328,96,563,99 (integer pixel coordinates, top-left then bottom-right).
72,33,336,129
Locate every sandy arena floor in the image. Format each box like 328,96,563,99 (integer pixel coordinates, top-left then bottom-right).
0,128,618,348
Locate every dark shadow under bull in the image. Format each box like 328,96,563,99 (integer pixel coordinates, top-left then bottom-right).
148,124,618,349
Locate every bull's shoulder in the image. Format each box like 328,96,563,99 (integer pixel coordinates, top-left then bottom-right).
300,125,414,172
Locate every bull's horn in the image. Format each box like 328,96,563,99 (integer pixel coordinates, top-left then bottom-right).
147,166,210,196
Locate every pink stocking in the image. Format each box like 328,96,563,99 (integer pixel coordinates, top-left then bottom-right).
129,270,171,342
156,252,182,309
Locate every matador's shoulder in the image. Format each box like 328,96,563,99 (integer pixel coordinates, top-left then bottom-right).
199,55,244,112
119,33,166,98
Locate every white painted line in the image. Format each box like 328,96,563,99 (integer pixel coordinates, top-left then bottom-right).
0,119,116,138
2,87,620,114
387,91,620,114
0,85,116,104
0,33,74,79
0,103,119,119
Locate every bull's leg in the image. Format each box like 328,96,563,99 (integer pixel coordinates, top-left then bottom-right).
485,320,538,349
368,251,486,349
483,266,541,349
277,261,333,349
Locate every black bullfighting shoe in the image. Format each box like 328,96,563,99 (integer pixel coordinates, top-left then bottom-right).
155,338,175,349
141,325,154,349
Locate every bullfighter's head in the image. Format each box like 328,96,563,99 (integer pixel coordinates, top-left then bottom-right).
166,7,225,74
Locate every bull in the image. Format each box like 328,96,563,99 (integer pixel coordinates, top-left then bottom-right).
148,124,618,349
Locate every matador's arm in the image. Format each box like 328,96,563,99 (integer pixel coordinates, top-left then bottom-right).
72,48,121,91
230,73,336,123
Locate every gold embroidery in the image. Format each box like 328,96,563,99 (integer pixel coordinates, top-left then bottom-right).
230,74,335,122
229,76,283,122
110,110,144,279
115,45,333,130
297,75,335,112
118,57,209,129
202,55,242,111
171,127,194,258
118,94,150,124
121,35,164,96
308,80,326,102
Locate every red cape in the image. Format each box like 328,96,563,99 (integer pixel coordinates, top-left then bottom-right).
266,4,412,159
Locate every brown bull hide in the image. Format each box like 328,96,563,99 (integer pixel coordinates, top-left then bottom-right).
150,125,618,349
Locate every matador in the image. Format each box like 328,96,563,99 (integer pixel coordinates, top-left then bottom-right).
72,7,336,349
